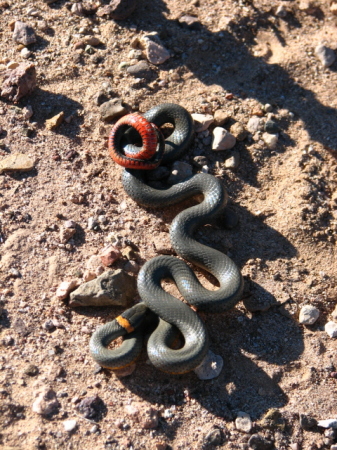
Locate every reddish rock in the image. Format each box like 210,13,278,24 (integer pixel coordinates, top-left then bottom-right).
110,0,137,20
100,245,122,267
1,63,37,102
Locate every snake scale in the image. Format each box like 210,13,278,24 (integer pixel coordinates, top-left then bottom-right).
89,103,243,374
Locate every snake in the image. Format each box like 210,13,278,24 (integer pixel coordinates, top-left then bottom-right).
89,103,243,374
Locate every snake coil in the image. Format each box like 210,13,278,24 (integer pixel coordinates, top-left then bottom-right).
89,103,243,374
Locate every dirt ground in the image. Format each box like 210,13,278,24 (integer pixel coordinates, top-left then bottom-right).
0,0,337,449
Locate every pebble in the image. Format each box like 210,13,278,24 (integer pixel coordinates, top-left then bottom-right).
325,321,337,338
230,122,248,141
24,364,39,377
193,349,223,380
13,21,36,46
299,414,317,430
59,226,76,244
82,36,103,46
22,105,33,119
32,388,60,416
45,112,64,130
78,395,104,420
21,47,32,59
224,151,240,169
69,269,136,307
264,120,280,134
192,155,208,168
247,116,262,133
192,113,214,132
87,217,98,230
1,62,37,102
127,60,152,77
317,419,337,429
262,132,278,149
55,279,80,301
63,419,77,432
204,429,222,446
179,15,201,30
125,401,159,429
124,260,139,273
299,305,320,325
87,255,105,275
331,305,337,321
167,161,193,184
114,363,136,377
331,1,337,15
235,411,253,433
99,99,128,122
0,153,34,174
122,246,138,260
140,34,170,65
315,44,336,68
99,244,122,267
110,0,137,20
248,434,273,450
43,320,56,332
9,267,21,277
212,127,236,150
6,61,19,70
213,109,230,126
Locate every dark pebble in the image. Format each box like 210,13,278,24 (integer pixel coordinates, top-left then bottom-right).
264,120,280,134
78,395,105,420
299,414,317,430
192,155,208,168
24,364,39,377
204,428,223,446
248,434,273,450
127,61,152,78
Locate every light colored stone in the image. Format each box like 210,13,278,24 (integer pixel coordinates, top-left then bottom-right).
299,305,320,325
140,33,170,65
325,321,337,338
192,113,214,132
230,122,248,141
45,112,64,130
59,226,76,244
262,132,278,149
275,5,287,17
21,47,32,59
317,419,337,428
235,411,252,433
99,244,122,267
224,152,240,169
99,99,127,121
55,279,80,300
247,116,262,133
213,110,230,126
83,270,97,282
22,105,33,119
315,44,336,68
69,269,136,307
212,127,236,150
63,419,77,432
82,36,103,46
0,154,34,174
32,388,60,416
194,350,223,380
6,61,19,70
13,21,36,46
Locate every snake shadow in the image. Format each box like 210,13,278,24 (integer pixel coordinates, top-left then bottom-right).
119,0,337,151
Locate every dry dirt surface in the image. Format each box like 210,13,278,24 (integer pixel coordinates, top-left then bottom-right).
0,0,337,449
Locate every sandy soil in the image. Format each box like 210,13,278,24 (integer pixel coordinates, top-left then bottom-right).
0,1,337,449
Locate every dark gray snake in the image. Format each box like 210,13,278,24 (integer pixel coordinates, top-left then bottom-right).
89,103,243,374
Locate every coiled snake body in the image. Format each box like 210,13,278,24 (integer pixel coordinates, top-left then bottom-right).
89,103,243,374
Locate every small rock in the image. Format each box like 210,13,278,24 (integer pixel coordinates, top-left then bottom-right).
43,320,56,332
55,279,80,301
0,154,34,174
300,414,317,430
78,395,104,420
45,112,64,130
24,364,39,377
213,109,230,126
127,60,152,77
317,419,337,429
264,120,280,134
124,260,139,274
248,434,273,450
1,62,36,102
141,405,159,429
331,305,337,321
21,47,32,59
9,267,21,278
315,44,336,68
192,155,208,168
63,419,77,432
275,4,287,17
262,132,278,149
299,305,320,325
264,103,273,112
71,2,85,16
167,161,193,184
32,388,60,416
82,36,103,46
59,226,76,244
87,217,98,230
247,117,262,135
325,321,337,338
99,99,128,122
152,232,172,255
260,408,285,430
331,1,337,15
179,14,201,30
212,127,236,150
13,21,36,46
224,151,240,169
235,411,253,433
194,350,223,380
122,246,138,260
192,113,214,132
99,244,122,267
110,0,137,19
230,122,248,141
13,318,30,336
69,269,136,307
141,35,170,65
86,255,105,275
22,105,33,119
204,429,222,446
